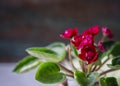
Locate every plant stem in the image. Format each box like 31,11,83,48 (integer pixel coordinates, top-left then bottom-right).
99,69,119,77
79,60,86,72
66,74,74,78
58,63,73,75
91,65,97,72
87,64,92,74
94,81,99,86
58,79,68,86
96,56,109,71
101,36,106,42
68,45,77,70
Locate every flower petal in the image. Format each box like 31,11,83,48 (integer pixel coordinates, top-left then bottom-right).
60,28,78,39
91,25,100,35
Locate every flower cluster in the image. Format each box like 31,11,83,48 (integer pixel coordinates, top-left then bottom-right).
60,26,113,64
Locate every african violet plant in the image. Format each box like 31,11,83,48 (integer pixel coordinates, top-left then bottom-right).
13,25,120,86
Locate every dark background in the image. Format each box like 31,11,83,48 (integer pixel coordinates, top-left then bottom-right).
0,0,120,62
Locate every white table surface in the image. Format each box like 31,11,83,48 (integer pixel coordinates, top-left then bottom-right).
0,63,76,86
0,63,58,86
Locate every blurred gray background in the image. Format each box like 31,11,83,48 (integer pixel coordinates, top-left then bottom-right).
0,0,120,62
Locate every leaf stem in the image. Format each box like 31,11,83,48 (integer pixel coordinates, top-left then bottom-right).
58,79,68,86
79,60,86,73
87,64,92,74
68,45,77,70
91,65,97,72
58,63,73,75
66,74,74,78
99,69,119,77
101,36,106,42
96,56,109,71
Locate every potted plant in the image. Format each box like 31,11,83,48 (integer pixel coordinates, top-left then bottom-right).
13,25,120,86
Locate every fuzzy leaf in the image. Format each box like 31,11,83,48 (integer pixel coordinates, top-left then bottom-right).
107,64,120,69
99,77,106,86
74,70,87,86
74,70,98,86
87,72,99,86
107,56,120,69
110,42,120,57
47,42,66,60
13,56,41,73
26,42,66,62
99,77,119,86
35,62,66,84
112,56,120,66
71,44,79,57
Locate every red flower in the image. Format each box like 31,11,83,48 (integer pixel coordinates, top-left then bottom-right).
82,25,100,36
78,34,94,49
60,28,78,39
102,26,113,38
71,35,82,47
98,41,106,52
79,45,98,64
90,25,100,35
71,34,94,49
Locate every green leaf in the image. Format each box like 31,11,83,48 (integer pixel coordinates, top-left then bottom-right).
107,64,120,69
99,77,106,86
35,62,66,84
110,42,120,57
112,56,120,66
74,70,87,86
106,77,119,86
87,72,99,86
99,77,119,86
71,44,79,57
26,47,59,62
26,42,66,62
74,70,98,86
47,42,66,60
107,56,120,69
13,56,41,73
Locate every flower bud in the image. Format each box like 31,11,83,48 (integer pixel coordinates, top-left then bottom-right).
102,26,113,38
98,41,106,52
